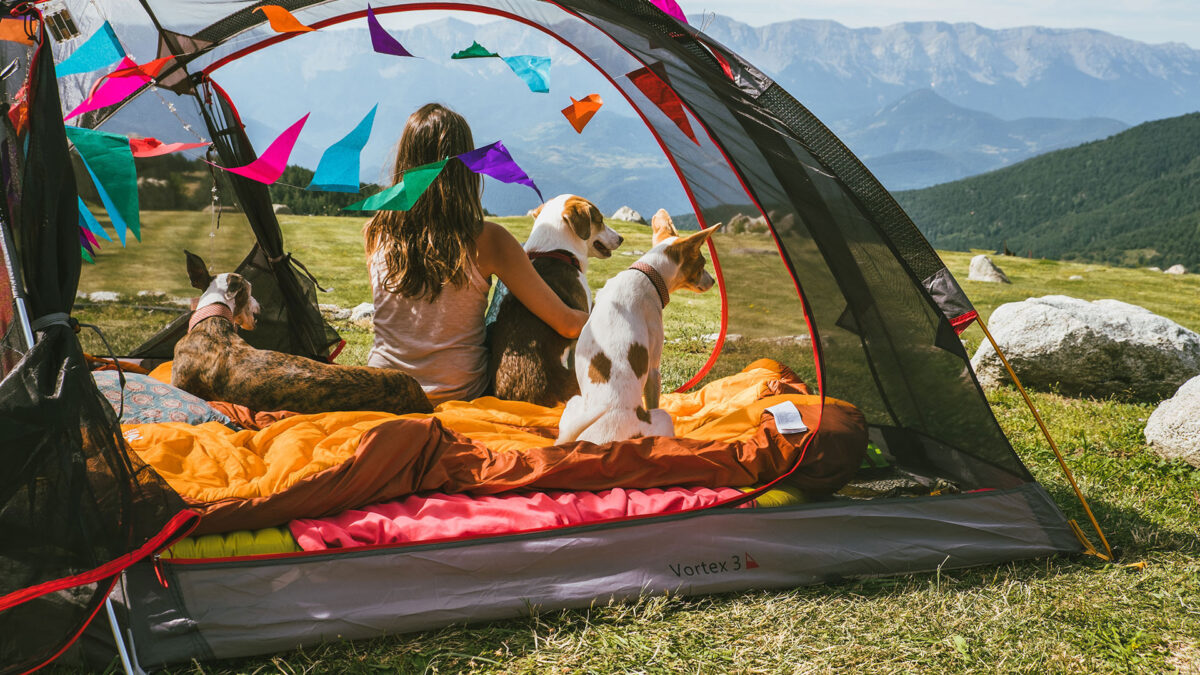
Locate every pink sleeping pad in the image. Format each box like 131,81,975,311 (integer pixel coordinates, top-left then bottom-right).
290,486,747,550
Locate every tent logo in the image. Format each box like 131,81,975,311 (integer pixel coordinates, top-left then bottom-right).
667,552,760,577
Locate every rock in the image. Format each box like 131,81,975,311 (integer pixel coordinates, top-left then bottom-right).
272,203,293,215
1144,376,1200,467
136,290,167,301
610,206,645,224
971,295,1200,401
320,304,352,320
1165,264,1187,275
350,302,375,323
1147,266,1162,273
967,255,1011,283
1068,275,1083,281
87,291,120,303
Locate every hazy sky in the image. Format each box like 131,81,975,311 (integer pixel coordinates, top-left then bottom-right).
675,0,1200,49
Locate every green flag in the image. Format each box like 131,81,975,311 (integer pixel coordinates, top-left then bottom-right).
344,159,449,211
64,125,140,244
451,41,499,59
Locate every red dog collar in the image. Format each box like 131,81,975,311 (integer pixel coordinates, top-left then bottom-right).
528,249,582,272
188,303,234,332
630,261,669,308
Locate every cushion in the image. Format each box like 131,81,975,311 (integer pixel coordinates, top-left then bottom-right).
93,371,233,426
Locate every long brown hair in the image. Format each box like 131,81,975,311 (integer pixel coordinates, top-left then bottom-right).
363,103,484,301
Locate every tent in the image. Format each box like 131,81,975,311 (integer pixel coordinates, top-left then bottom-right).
0,0,1101,670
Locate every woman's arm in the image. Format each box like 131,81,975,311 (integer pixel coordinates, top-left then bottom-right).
478,222,589,339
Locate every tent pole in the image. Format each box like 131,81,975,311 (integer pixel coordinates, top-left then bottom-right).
976,317,1115,561
0,210,34,349
104,591,143,675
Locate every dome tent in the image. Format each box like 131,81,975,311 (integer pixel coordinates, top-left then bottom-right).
0,0,1094,670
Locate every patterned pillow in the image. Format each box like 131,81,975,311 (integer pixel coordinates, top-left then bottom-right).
92,371,233,426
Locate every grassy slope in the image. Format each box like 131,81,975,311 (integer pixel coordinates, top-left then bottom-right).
69,216,1200,674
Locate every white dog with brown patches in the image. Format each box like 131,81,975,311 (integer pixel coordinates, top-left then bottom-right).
556,210,717,445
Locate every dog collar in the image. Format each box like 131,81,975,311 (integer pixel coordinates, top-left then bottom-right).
528,249,582,272
630,261,670,308
188,302,234,332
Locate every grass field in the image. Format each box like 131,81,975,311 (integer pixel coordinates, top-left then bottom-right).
67,214,1200,674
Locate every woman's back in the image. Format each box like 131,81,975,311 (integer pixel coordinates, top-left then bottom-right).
367,249,490,405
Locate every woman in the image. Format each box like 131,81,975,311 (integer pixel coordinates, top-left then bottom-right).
364,103,588,405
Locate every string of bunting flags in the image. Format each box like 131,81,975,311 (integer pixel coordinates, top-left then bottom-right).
54,0,699,262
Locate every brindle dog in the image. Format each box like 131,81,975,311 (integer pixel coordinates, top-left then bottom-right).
172,251,432,415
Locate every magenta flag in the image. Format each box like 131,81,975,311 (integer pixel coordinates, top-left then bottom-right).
367,5,414,57
129,137,211,158
649,0,687,23
457,140,542,201
64,57,151,120
211,114,309,184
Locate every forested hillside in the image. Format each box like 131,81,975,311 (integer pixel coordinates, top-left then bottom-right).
895,113,1200,269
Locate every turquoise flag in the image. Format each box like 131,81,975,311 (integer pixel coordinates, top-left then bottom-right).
344,159,449,211
65,125,139,244
502,55,550,93
306,104,377,193
56,22,124,76
77,196,112,242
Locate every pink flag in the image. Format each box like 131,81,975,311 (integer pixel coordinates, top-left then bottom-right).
64,57,151,120
129,137,210,158
649,0,687,23
210,114,309,184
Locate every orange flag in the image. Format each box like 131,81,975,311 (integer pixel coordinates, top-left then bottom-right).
107,55,174,79
561,93,603,133
254,5,316,33
0,18,33,45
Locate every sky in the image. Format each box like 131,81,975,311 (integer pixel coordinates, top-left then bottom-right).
674,0,1200,49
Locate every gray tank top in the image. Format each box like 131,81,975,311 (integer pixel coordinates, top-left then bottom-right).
367,250,491,405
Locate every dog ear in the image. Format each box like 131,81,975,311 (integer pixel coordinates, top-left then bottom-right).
650,209,678,244
185,250,213,291
666,225,717,256
564,198,594,241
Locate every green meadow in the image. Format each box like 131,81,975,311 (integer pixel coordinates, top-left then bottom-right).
68,213,1200,673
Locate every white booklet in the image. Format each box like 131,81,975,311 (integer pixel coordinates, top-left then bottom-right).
765,400,808,434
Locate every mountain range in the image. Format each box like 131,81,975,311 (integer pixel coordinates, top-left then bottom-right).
894,112,1200,270
89,13,1200,217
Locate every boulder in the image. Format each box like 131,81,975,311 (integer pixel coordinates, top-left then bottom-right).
350,302,375,323
272,203,293,215
610,206,645,224
967,255,1010,283
1164,264,1187,275
1144,376,1200,467
136,290,168,301
971,295,1200,401
1068,275,1083,281
1147,266,1162,273
87,291,120,303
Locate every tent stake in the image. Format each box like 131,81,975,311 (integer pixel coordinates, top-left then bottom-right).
976,318,1115,561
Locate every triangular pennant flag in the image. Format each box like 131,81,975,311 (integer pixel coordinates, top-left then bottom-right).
107,55,174,80
80,222,100,251
344,159,449,211
451,41,498,59
501,55,550,93
562,94,603,133
254,5,316,33
65,125,139,244
78,196,112,242
457,140,542,201
81,247,95,264
129,137,210,158
366,5,414,57
56,21,123,76
210,114,309,184
307,104,377,193
649,0,688,24
627,63,698,144
744,552,759,569
64,56,151,120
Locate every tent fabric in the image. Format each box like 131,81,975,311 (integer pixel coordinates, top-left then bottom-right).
0,28,194,674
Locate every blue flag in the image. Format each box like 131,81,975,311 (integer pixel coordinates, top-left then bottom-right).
306,105,378,193
501,55,550,93
56,22,124,77
77,196,112,242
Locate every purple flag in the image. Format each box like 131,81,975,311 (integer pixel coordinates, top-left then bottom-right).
456,141,542,202
367,5,414,57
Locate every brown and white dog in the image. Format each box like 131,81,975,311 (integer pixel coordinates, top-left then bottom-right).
173,250,432,415
488,194,623,406
556,210,716,445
